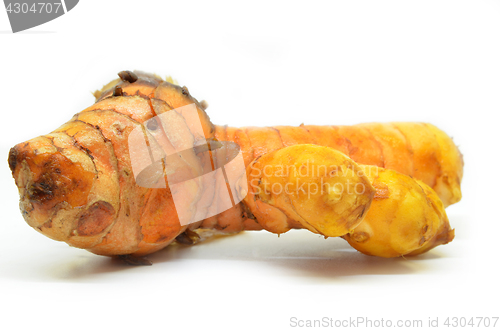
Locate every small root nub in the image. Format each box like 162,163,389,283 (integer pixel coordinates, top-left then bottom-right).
200,100,209,110
175,229,201,245
118,70,138,83
112,86,123,97
350,232,369,243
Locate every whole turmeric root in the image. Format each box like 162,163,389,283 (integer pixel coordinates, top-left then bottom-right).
8,71,462,258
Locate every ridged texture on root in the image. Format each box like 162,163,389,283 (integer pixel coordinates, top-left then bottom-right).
10,71,215,256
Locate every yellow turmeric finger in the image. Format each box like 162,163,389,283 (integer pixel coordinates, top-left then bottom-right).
343,165,454,257
244,144,375,237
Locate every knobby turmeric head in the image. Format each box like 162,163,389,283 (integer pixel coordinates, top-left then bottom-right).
8,71,218,256
9,135,113,244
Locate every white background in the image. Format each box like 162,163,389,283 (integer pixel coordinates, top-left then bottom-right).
0,1,498,330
